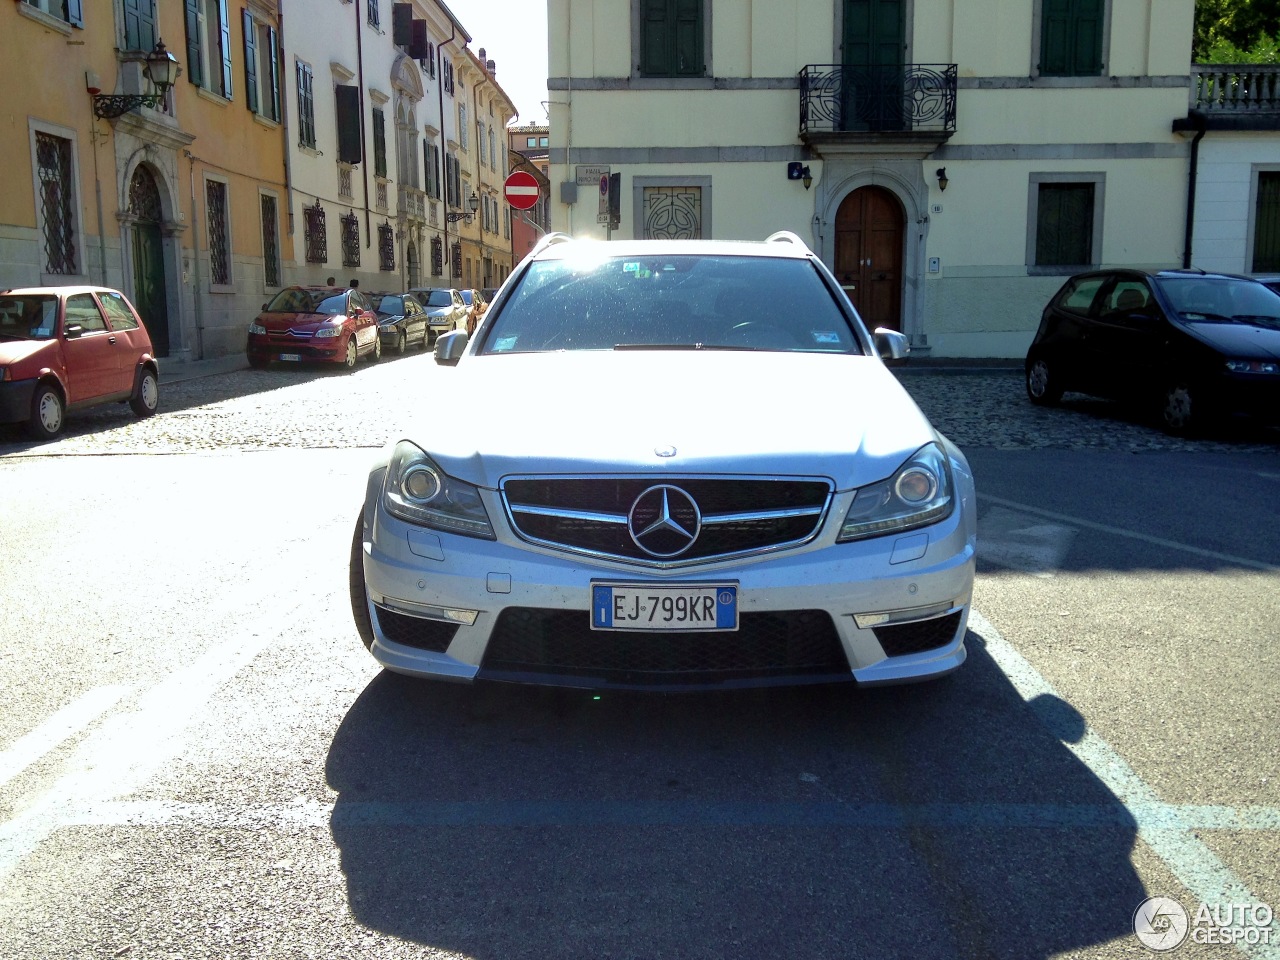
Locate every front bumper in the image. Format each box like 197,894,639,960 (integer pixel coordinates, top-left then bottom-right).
246,335,345,364
358,480,976,690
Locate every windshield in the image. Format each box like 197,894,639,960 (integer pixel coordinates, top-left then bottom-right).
265,289,348,314
0,295,59,341
373,296,403,314
1157,277,1280,325
423,290,454,307
480,254,864,355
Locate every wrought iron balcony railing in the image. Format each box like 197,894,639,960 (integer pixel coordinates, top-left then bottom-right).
1191,65,1280,113
800,63,957,137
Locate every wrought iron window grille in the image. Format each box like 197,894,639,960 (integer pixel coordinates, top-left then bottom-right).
304,201,327,263
341,212,361,268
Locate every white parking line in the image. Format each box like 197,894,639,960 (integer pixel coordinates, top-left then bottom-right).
979,493,1280,573
0,685,131,789
972,609,1278,959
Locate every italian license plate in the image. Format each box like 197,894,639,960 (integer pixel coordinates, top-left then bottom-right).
279,353,301,362
591,583,738,632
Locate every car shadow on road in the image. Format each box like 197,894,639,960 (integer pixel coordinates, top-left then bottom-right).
325,629,1146,959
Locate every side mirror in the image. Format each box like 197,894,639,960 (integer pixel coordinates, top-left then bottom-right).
434,330,469,366
262,303,268,311
873,328,909,361
63,324,84,340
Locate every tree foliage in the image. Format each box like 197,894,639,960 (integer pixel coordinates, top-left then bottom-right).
1195,0,1280,62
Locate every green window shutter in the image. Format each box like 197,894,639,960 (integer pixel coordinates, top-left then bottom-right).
124,0,156,51
1040,0,1102,76
672,0,703,76
1036,183,1094,266
335,85,363,165
243,11,259,115
266,26,280,121
640,0,673,76
297,61,315,148
219,0,234,98
184,0,204,87
1252,173,1280,272
373,109,387,178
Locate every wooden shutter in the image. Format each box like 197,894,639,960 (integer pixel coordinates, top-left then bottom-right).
266,26,281,121
1041,0,1102,77
243,10,259,115
64,0,83,28
184,0,204,87
640,0,672,76
373,109,387,178
1253,173,1280,272
672,0,703,76
218,0,234,97
335,85,363,165
124,0,156,51
1036,183,1094,266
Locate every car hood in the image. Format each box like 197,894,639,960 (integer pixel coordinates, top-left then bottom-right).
256,312,336,331
397,351,938,491
0,338,56,370
1180,319,1280,360
425,307,455,319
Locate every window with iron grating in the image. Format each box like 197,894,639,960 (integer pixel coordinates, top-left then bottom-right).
341,212,360,268
304,201,327,263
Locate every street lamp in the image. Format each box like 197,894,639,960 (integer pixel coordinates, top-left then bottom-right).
91,40,180,120
446,192,481,224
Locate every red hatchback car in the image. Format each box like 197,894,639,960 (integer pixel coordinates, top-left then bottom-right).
0,286,159,440
246,286,381,369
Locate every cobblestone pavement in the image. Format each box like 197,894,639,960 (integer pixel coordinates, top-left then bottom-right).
1,353,1278,456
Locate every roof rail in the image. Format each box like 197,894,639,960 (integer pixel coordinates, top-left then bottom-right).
765,230,810,250
528,232,576,257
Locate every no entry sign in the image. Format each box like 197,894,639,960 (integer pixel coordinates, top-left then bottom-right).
504,171,540,210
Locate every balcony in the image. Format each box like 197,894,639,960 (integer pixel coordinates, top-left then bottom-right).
1177,65,1280,132
397,185,426,221
799,64,956,156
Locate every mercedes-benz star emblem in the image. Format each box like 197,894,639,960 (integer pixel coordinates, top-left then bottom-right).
628,485,701,558
654,445,677,458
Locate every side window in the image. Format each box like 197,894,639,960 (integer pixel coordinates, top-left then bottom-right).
1054,276,1107,317
65,294,107,333
98,292,139,330
1099,281,1152,320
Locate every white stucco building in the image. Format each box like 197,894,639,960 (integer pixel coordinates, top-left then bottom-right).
547,0,1206,358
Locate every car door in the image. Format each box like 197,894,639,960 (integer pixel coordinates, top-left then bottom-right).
60,293,120,402
1084,278,1162,400
404,296,427,344
350,291,378,350
452,291,467,330
96,290,149,395
1035,273,1108,393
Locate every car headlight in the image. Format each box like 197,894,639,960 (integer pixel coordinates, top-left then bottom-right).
1225,359,1280,375
313,324,344,338
837,443,955,542
382,440,495,539
248,322,266,335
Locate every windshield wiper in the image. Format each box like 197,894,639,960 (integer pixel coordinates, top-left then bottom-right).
1179,311,1233,322
1231,314,1280,327
612,342,757,351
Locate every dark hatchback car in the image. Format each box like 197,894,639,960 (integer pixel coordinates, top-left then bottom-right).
369,293,429,354
1025,269,1280,434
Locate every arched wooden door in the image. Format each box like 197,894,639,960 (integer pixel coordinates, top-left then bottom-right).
834,186,904,331
128,166,171,356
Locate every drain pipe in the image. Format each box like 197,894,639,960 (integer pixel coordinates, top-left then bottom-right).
183,149,205,358
1182,110,1207,269
355,0,371,250
439,18,459,285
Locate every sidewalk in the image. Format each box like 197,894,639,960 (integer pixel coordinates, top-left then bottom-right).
159,354,249,384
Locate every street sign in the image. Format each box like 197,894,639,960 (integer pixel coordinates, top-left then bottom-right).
576,164,610,186
504,170,540,210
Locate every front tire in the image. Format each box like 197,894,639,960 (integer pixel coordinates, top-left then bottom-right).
396,330,407,355
342,337,358,370
1159,380,1201,435
130,368,159,418
1025,356,1064,406
28,383,64,440
349,511,375,651
368,335,382,363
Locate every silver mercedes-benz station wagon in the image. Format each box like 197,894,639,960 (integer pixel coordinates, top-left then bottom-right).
351,232,977,690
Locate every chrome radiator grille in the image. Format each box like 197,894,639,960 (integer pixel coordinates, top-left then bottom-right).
502,476,832,566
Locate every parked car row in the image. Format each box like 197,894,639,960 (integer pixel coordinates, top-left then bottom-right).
1025,268,1280,435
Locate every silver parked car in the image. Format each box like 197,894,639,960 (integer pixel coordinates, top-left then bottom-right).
351,232,977,689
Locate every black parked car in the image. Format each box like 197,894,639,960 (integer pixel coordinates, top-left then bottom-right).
369,293,429,354
1025,269,1280,434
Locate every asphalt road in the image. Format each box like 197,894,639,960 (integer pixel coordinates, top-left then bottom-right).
0,353,1277,959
